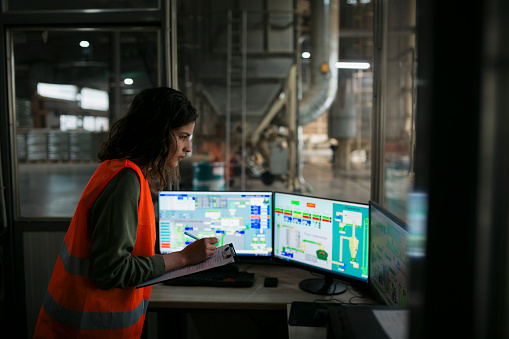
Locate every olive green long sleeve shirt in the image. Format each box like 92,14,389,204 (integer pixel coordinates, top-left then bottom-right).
88,167,165,290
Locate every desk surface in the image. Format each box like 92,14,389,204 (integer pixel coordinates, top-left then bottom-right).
148,262,375,310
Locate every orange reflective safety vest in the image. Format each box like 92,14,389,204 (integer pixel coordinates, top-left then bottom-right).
34,159,156,338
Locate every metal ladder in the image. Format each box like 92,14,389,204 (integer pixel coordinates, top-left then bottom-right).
226,9,247,190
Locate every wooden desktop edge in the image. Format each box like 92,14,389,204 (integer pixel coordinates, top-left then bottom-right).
148,262,376,311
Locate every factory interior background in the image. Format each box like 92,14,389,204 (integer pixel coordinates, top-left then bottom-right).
0,0,508,338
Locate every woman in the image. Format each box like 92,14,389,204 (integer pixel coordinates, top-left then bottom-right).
34,87,218,338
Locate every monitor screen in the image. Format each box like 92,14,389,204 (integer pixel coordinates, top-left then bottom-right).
158,191,273,257
273,192,370,295
369,201,410,306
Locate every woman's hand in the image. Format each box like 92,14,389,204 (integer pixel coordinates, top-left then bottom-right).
180,237,219,266
162,237,218,272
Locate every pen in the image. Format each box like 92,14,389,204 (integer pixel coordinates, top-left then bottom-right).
184,231,200,240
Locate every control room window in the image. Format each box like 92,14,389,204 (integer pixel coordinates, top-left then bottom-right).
10,29,159,218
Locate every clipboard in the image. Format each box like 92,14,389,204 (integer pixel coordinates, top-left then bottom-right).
137,243,237,288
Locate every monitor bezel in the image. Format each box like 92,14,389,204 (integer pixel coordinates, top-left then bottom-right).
368,200,410,306
156,190,275,260
271,191,371,287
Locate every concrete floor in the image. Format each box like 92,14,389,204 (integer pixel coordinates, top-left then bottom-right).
17,149,371,218
230,148,371,204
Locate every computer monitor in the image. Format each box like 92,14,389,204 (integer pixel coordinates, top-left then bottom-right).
273,192,370,295
158,191,273,258
369,201,410,306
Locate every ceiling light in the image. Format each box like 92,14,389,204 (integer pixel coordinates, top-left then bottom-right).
301,52,311,59
37,83,78,101
80,87,109,111
335,62,370,70
79,40,90,48
124,78,134,85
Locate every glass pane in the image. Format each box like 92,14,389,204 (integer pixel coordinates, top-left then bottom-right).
174,1,372,205
175,3,298,193
7,0,158,11
12,29,159,217
323,1,373,203
382,0,416,220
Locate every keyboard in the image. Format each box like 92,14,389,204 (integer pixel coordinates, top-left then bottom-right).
163,270,255,288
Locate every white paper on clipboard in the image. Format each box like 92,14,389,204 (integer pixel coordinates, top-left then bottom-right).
137,243,237,288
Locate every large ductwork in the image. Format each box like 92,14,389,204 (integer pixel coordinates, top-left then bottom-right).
298,0,339,126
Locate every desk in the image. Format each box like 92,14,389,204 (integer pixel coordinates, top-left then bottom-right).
146,262,376,339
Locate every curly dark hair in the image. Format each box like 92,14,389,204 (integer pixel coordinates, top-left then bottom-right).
98,87,198,190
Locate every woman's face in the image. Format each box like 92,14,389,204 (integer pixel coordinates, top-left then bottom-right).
166,121,195,168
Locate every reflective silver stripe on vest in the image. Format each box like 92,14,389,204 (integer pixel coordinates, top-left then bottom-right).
59,240,90,276
42,289,149,330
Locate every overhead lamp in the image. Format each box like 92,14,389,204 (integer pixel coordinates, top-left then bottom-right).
335,62,370,70
79,40,90,48
124,78,134,85
80,87,109,111
347,0,372,4
37,83,78,101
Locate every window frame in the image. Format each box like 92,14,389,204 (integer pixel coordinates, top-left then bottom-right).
1,2,175,225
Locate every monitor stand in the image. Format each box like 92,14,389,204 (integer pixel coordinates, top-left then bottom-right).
298,276,347,295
